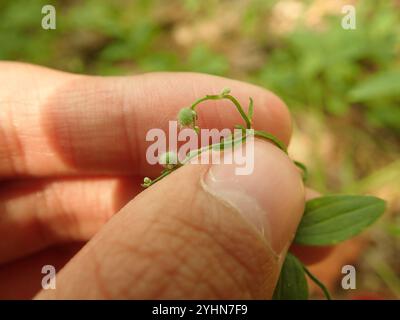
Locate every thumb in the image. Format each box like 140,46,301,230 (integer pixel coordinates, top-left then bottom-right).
36,140,305,299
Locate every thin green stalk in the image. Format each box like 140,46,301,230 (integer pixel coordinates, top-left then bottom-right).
303,265,332,300
254,130,287,153
143,131,251,188
190,93,251,129
294,160,309,182
141,169,174,188
182,131,250,164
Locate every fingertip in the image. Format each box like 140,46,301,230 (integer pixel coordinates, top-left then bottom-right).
254,92,292,146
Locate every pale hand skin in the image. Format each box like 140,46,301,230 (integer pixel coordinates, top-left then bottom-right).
0,62,331,299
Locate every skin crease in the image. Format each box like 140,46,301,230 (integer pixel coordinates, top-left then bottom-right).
0,62,332,299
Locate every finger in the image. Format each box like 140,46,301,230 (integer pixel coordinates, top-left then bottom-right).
0,176,139,264
0,242,83,299
289,188,334,265
36,140,305,299
0,63,292,177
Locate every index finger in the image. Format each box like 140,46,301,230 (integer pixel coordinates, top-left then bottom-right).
0,63,292,177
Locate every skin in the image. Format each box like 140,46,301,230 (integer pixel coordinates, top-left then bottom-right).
0,62,331,299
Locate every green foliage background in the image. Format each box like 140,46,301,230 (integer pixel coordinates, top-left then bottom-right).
0,0,399,298
1,0,399,131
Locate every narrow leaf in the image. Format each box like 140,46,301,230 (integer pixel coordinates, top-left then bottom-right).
294,195,386,245
273,253,308,300
349,71,400,101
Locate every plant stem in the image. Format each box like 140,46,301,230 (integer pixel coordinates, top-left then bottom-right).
142,168,175,188
190,94,251,129
143,132,251,188
182,131,250,164
254,130,287,153
303,265,332,300
294,160,308,182
144,90,310,192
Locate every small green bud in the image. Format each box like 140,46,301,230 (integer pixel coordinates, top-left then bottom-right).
178,108,196,127
221,87,231,95
142,177,152,188
143,177,151,184
159,151,179,169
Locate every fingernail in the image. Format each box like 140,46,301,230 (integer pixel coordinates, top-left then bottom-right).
203,140,304,255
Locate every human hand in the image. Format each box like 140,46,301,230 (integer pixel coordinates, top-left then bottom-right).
0,62,329,299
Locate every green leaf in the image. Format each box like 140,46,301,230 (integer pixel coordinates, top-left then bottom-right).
294,195,386,245
272,253,308,300
349,71,400,101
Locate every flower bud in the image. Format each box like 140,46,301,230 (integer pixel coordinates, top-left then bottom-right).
178,108,196,127
142,177,152,188
221,87,231,95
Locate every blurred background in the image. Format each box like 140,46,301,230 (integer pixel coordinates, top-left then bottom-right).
0,0,399,299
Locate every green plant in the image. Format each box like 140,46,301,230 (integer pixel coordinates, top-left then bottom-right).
256,0,400,133
141,89,386,299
